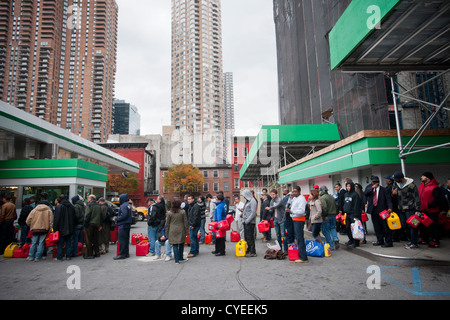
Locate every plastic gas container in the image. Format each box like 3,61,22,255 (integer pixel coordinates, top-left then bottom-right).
407,214,421,228
417,213,433,227
379,210,390,220
3,243,18,258
226,214,234,225
230,231,240,242
214,228,226,239
387,212,402,230
136,241,149,256
324,243,331,257
205,233,213,244
258,220,270,233
269,218,275,229
236,240,247,257
208,222,218,232
218,220,230,231
288,244,299,261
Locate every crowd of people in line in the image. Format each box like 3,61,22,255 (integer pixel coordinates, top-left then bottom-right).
0,171,449,265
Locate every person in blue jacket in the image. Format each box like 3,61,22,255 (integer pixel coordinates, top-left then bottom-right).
113,194,132,260
212,194,227,256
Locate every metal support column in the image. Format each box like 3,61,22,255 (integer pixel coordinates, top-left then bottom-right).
390,74,406,175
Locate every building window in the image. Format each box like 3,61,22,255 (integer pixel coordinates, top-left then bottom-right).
234,163,239,173
213,182,219,192
224,182,229,192
203,183,209,192
223,170,229,178
203,170,208,178
234,178,239,189
213,170,219,178
234,147,238,157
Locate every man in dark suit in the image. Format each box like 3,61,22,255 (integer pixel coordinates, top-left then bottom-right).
364,176,393,247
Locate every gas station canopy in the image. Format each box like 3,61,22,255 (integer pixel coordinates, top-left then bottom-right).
239,124,341,181
329,0,450,72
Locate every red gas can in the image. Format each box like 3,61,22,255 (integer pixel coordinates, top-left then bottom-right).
218,220,230,231
288,244,299,261
269,218,274,229
208,222,218,232
379,210,390,220
136,241,149,256
110,228,118,243
417,213,433,227
407,214,421,228
131,233,143,245
226,214,234,225
230,231,240,242
258,220,270,233
205,233,213,244
77,243,83,257
214,229,226,239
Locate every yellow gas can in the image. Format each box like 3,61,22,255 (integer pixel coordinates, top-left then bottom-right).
387,212,402,230
236,240,247,257
3,243,18,258
324,243,331,257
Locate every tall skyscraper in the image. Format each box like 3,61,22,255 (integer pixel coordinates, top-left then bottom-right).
113,99,141,135
171,0,224,139
0,0,118,143
223,71,235,162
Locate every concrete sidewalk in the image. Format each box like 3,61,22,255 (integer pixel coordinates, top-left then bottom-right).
336,232,450,266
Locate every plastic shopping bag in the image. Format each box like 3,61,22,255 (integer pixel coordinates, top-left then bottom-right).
267,240,281,251
351,219,365,240
305,240,325,258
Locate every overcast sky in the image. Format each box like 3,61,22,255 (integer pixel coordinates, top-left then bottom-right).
114,0,279,137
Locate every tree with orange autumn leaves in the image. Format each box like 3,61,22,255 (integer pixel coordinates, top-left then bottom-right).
163,164,204,197
107,173,140,195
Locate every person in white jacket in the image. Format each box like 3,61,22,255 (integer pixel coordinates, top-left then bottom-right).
286,186,308,263
234,195,245,240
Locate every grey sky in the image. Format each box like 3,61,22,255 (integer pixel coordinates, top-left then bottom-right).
114,0,279,137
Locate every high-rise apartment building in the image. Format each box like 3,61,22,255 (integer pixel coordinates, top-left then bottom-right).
171,0,223,139
222,71,234,162
0,0,118,143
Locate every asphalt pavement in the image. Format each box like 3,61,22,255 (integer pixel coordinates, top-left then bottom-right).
1,218,449,304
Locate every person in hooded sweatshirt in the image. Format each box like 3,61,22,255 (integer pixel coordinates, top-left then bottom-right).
392,171,421,249
114,194,132,260
53,194,76,261
242,190,257,257
343,181,363,248
419,172,442,248
212,194,227,256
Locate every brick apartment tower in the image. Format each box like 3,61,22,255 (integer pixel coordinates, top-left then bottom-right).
0,0,118,143
171,0,224,152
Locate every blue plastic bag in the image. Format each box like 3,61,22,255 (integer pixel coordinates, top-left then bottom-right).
305,240,325,258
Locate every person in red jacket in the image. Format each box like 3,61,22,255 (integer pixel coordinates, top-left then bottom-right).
419,172,443,248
